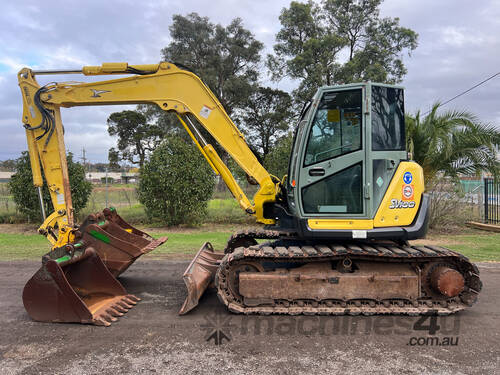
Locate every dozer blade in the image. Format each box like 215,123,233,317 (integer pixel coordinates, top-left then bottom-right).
77,208,167,277
23,248,139,326
179,242,224,315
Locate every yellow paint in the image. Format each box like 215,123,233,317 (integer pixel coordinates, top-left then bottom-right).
373,161,424,227
18,61,278,250
18,69,74,249
308,219,374,230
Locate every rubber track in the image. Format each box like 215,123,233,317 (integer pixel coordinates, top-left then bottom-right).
217,230,482,316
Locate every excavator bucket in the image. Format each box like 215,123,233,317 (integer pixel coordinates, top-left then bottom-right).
77,208,167,277
179,242,224,315
23,247,139,326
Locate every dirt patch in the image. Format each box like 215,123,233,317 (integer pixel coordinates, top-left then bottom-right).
0,224,38,234
0,260,498,375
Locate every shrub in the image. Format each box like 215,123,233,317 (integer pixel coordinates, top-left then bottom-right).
8,151,92,222
137,136,215,226
427,177,473,230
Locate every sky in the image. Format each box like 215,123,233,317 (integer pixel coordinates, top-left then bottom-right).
1,0,499,163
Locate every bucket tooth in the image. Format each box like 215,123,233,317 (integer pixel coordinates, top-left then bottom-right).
78,209,167,277
95,318,111,327
123,296,138,305
23,247,138,326
126,295,141,302
107,308,124,317
179,242,224,315
117,301,133,309
113,305,128,313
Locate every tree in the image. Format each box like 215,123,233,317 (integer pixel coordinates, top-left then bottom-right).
161,13,263,115
268,0,418,102
162,13,265,192
9,152,92,221
406,103,500,184
137,136,215,226
0,159,16,171
107,108,168,168
237,87,294,160
263,132,294,179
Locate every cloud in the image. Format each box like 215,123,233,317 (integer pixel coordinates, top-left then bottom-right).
1,0,499,163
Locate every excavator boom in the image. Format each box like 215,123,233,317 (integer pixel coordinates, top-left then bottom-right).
17,62,279,324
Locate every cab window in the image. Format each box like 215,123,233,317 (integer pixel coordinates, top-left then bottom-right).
304,89,362,166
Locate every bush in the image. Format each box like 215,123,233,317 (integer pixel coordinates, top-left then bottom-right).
8,151,92,222
137,136,215,226
427,177,473,230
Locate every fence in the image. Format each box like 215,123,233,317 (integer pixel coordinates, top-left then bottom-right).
484,178,500,224
0,183,15,215
0,182,140,219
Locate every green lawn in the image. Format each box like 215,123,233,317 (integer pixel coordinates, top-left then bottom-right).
1,229,499,262
432,234,500,262
0,231,233,260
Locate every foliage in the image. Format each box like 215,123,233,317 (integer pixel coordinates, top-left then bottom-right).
406,103,500,183
107,108,170,167
0,159,16,171
137,136,215,226
8,152,92,221
425,177,472,229
268,0,418,102
162,13,263,115
263,133,294,179
237,87,295,159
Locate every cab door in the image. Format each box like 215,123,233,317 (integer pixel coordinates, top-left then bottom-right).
297,86,367,218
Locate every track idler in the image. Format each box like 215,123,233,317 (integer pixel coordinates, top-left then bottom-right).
76,208,167,277
429,266,465,298
23,247,139,326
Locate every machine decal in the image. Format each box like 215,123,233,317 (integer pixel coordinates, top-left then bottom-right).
200,105,213,119
352,230,367,239
389,199,416,209
90,89,111,98
403,171,413,184
402,184,414,200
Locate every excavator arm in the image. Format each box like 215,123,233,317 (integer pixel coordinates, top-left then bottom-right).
18,62,278,248
18,61,281,324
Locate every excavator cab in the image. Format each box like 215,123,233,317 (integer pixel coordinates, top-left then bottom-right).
284,83,425,240
181,83,429,314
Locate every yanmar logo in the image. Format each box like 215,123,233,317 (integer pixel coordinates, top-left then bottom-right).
389,199,416,209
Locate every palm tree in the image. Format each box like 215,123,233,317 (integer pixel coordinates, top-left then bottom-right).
406,103,500,184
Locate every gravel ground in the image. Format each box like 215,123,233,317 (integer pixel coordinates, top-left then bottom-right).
0,260,499,375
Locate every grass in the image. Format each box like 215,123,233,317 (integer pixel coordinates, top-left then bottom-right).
146,231,232,257
0,230,233,260
0,233,49,260
423,233,500,262
77,199,252,226
1,227,499,262
206,199,253,224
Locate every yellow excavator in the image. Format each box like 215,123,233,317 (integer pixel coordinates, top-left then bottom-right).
17,62,481,326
